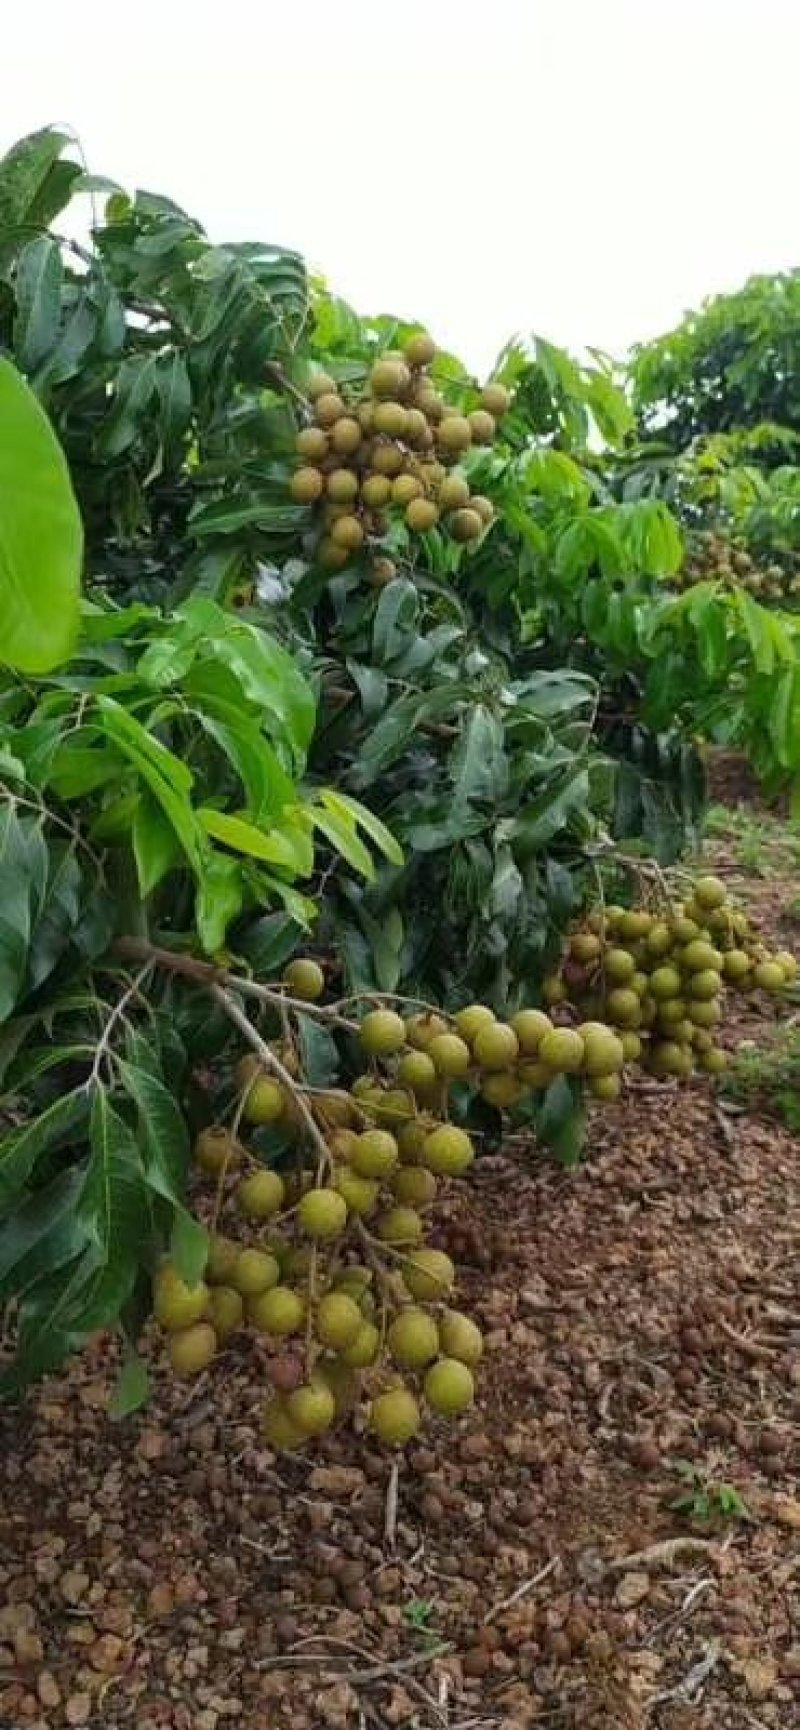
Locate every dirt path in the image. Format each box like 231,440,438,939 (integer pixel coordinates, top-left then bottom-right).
1,822,798,1730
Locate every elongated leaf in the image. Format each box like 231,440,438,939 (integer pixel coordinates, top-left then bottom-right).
0,358,83,671
310,806,374,878
109,1353,151,1418
81,1089,148,1261
315,790,403,866
0,1165,87,1300
198,807,311,872
195,854,245,954
116,1059,189,1205
212,621,315,762
14,236,64,371
132,793,182,895
0,803,33,1019
96,698,208,877
0,1089,89,1205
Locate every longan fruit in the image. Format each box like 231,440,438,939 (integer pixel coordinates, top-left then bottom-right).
422,1124,475,1176
295,426,329,461
437,415,472,453
207,1285,244,1341
480,382,510,417
249,1285,305,1337
314,392,347,427
438,1309,483,1366
370,1386,421,1446
232,1249,280,1296
468,409,496,444
404,331,437,367
167,1322,217,1377
361,473,392,508
330,416,362,455
307,371,336,400
473,1022,520,1071
359,1008,407,1055
427,1032,471,1078
387,1307,439,1369
373,400,409,438
283,957,325,1001
350,1129,399,1179
448,507,483,543
235,1168,286,1220
438,473,471,511
335,1167,380,1217
539,1027,585,1074
298,1187,348,1239
469,495,494,525
406,497,439,531
290,466,325,503
316,1291,363,1351
154,1266,209,1332
397,1049,438,1093
370,441,405,476
392,472,423,506
287,1377,336,1438
510,1009,553,1053
423,1357,475,1416
402,1247,455,1302
242,1077,286,1126
194,1126,242,1177
454,1003,497,1042
370,358,412,399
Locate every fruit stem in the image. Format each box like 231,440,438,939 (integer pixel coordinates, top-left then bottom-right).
114,936,359,1031
208,983,332,1169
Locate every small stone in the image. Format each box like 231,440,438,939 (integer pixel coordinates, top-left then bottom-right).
37,1671,61,1709
65,1693,93,1727
89,1633,124,1672
739,1657,778,1700
14,1628,44,1666
146,1582,175,1617
308,1466,365,1496
614,1571,651,1609
60,1569,90,1606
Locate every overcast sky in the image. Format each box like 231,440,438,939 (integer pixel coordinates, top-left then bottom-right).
4,1,800,373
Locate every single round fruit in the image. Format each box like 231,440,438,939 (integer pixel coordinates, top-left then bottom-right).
283,957,325,1001
387,1307,439,1369
315,392,347,427
694,875,727,910
235,1169,285,1221
194,1127,242,1176
249,1285,305,1337
402,1248,455,1302
620,1031,642,1061
468,409,496,444
391,1165,438,1206
378,1087,415,1127
469,494,494,524
308,371,336,400
287,1377,336,1438
154,1267,209,1332
396,1119,430,1162
316,1291,362,1351
542,975,567,1005
232,1249,280,1297
331,514,365,552
298,1187,348,1239
481,1070,523,1108
406,497,439,532
405,1012,448,1048
650,1040,688,1077
438,473,471,511
377,1205,423,1245
571,932,602,963
404,407,431,446
296,426,328,461
207,1285,244,1341
753,960,785,991
334,1167,379,1217
578,1022,625,1077
539,1027,585,1074
422,1124,475,1176
371,440,405,476
656,996,687,1026
645,922,672,958
589,1072,622,1101
205,1235,240,1285
341,1319,380,1368
242,1076,286,1126
688,969,722,1001
404,331,436,367
167,1322,217,1377
776,949,798,980
329,415,362,456
619,910,651,940
373,400,409,438
416,386,444,422
391,471,423,506
361,472,392,508
473,1022,520,1071
359,1009,407,1056
371,358,411,399
262,1397,305,1450
437,415,472,452
351,1128,400,1178
317,536,349,570
398,1050,438,1093
606,988,642,1027
519,1059,556,1089
453,1003,495,1042
290,466,324,503
699,1047,727,1074
688,998,721,1027
424,1357,474,1416
511,1009,553,1053
448,507,483,543
681,940,722,972
427,1032,471,1078
723,949,752,982
370,1386,421,1446
649,965,682,1001
480,382,511,417
605,948,636,984
673,917,701,944
437,1309,483,1366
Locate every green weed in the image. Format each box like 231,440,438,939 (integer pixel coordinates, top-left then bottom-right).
724,1026,800,1130
668,1462,750,1526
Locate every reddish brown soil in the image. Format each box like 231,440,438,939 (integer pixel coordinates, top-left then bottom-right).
1,830,798,1730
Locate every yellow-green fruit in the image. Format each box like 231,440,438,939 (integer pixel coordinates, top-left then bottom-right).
589,1072,622,1101
287,1377,336,1438
448,507,483,543
511,1009,553,1053
249,1285,305,1336
753,960,786,991
481,1071,523,1108
631,971,649,998
688,969,722,1001
469,495,494,525
340,1319,381,1367
437,473,471,511
314,392,347,427
403,407,430,446
235,1169,286,1221
570,932,602,963
646,922,672,958
539,1027,585,1074
416,387,445,422
205,1235,240,1285
437,415,472,453
468,408,496,445
619,910,651,940
473,1022,520,1071
330,415,362,455
359,1008,407,1055
290,465,324,503
207,1285,244,1341
673,916,701,943
775,950,798,980
605,948,636,984
656,996,687,1025
154,1266,209,1332
335,1167,379,1217
232,1249,280,1297
519,1059,557,1089
649,966,682,1001
424,1357,475,1416
681,940,722,972
391,1165,438,1206
387,1307,439,1369
402,1247,455,1301
422,1124,475,1176
453,1004,495,1042
194,1126,242,1176
371,440,405,476
318,536,349,571
396,1118,430,1161
398,1050,438,1093
606,988,642,1027
242,1076,286,1126
699,1047,727,1074
578,1022,624,1077
406,496,440,532
370,1386,421,1446
283,957,325,1001
262,1397,305,1451
650,1040,689,1076
438,1309,483,1366
331,514,365,552
330,1129,359,1165
404,331,437,367
688,999,721,1027
481,382,510,417
391,471,422,506
542,975,567,1005
351,1128,399,1178
167,1322,217,1377
371,358,411,399
361,473,392,508
316,1359,358,1419
691,1027,714,1052
620,1031,642,1061
378,1087,415,1127
694,875,727,910
723,949,752,982
298,1187,348,1239
377,1205,424,1245
308,371,336,400
296,426,329,461
405,1012,449,1049
373,400,409,437
316,1291,363,1351
427,1032,471,1078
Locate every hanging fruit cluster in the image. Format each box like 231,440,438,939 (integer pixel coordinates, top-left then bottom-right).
289,330,510,583
150,878,794,1450
544,874,796,1080
673,530,800,603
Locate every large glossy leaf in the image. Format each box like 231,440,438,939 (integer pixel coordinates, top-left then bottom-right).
13,236,64,372
0,358,83,671
0,1089,89,1206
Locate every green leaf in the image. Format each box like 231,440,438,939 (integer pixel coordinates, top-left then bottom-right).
197,807,312,872
13,236,64,372
193,712,295,824
170,1207,208,1286
95,698,208,877
109,1353,151,1419
536,1075,586,1165
116,1059,190,1206
212,620,315,764
0,357,83,672
0,1089,89,1206
310,805,374,878
233,912,303,974
0,127,73,246
132,793,183,896
81,1089,148,1262
372,579,419,663
450,707,509,805
0,803,34,1019
315,790,403,867
0,1166,87,1301
96,354,159,459
295,1014,340,1088
195,854,245,954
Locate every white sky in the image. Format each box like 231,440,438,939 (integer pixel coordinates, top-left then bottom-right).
4,0,800,373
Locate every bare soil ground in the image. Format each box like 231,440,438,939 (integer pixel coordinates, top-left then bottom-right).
1,786,798,1730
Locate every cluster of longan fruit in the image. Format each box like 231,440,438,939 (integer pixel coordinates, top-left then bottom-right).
542,874,796,1081
675,531,800,602
289,331,510,584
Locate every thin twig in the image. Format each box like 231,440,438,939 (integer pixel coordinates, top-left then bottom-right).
384,1461,399,1551
604,1536,720,1573
208,983,331,1169
86,963,153,1088
482,1555,559,1625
